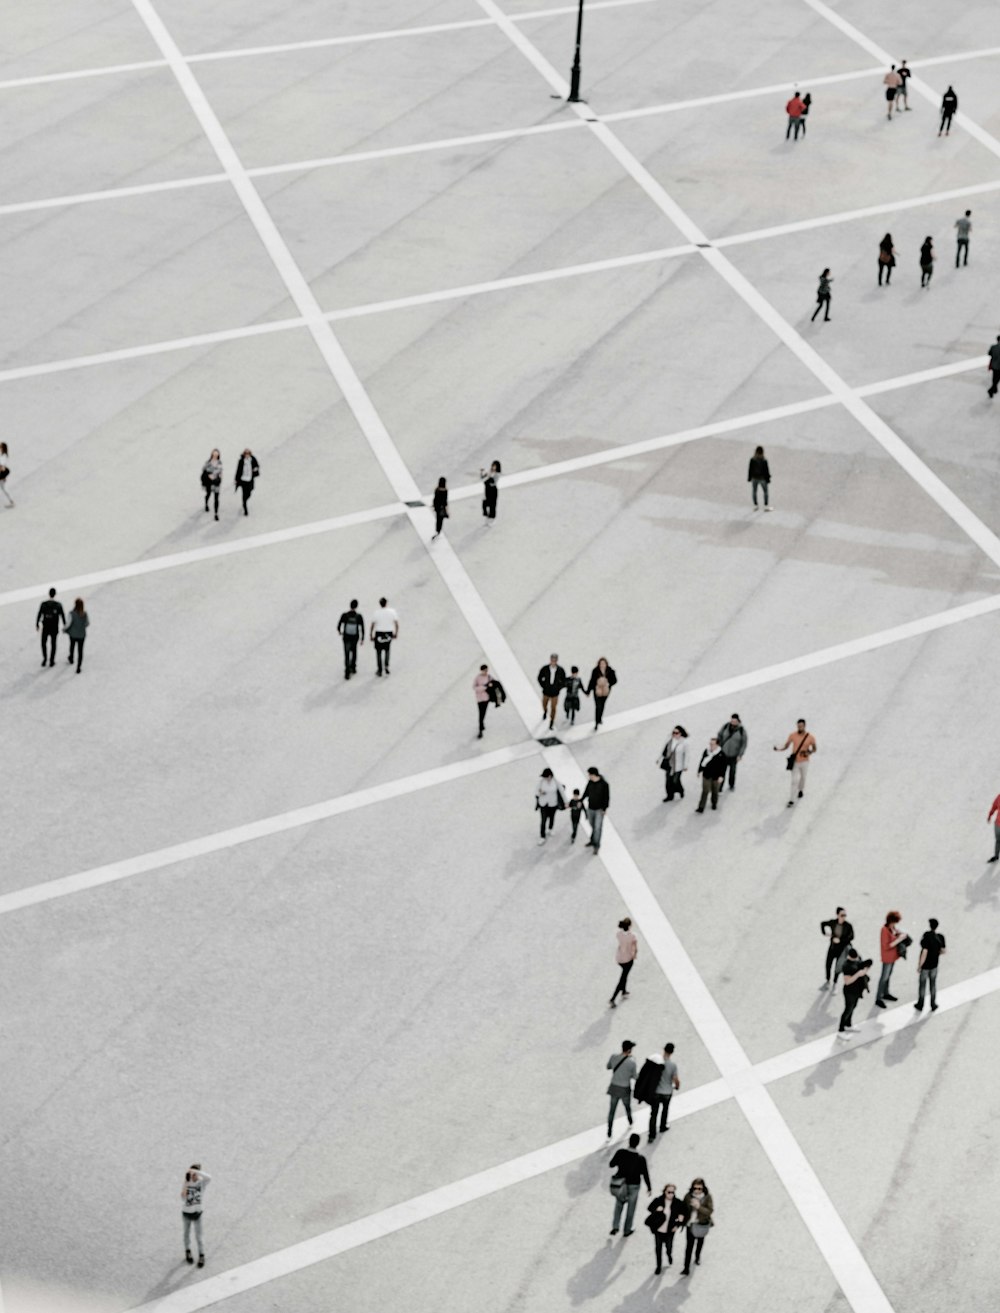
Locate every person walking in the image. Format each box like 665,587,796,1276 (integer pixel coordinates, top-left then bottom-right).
535,767,566,844
775,718,816,806
431,476,448,538
800,91,812,135
64,598,89,673
954,210,972,267
883,65,901,118
568,788,583,842
748,446,772,508
785,89,805,140
473,664,491,738
537,654,567,731
479,460,501,520
659,725,689,801
986,336,1000,399
820,907,854,989
582,766,610,854
836,947,872,1037
609,917,638,1007
563,665,584,725
897,60,912,110
987,788,1000,859
337,599,364,680
606,1041,638,1139
717,713,748,789
915,918,946,1012
648,1044,680,1141
695,737,727,813
875,910,905,1007
878,233,896,285
201,448,222,520
36,587,66,667
180,1164,211,1268
369,597,399,676
680,1179,714,1275
919,236,934,287
647,1185,687,1273
0,441,13,507
608,1132,651,1236
234,449,259,517
585,657,617,730
939,85,957,136
810,268,832,323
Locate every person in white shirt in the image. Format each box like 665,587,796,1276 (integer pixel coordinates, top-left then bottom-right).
535,767,566,843
610,917,638,1006
180,1164,212,1268
369,596,400,676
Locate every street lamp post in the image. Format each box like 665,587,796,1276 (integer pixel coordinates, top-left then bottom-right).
567,0,585,102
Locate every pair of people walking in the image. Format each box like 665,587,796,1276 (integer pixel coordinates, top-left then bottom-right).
200,449,259,520
693,715,746,812
610,1159,711,1277
337,598,400,679
35,588,88,672
784,89,810,139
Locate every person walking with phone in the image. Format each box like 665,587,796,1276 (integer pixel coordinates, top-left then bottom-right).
479,460,501,520
431,477,448,538
586,657,617,730
606,1041,638,1139
370,596,399,676
609,917,638,1007
234,448,259,516
775,718,816,806
337,600,364,680
201,448,222,520
36,587,66,667
180,1164,211,1268
659,726,689,801
64,598,89,673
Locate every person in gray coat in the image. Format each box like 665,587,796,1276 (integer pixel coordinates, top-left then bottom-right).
717,713,748,791
64,598,89,673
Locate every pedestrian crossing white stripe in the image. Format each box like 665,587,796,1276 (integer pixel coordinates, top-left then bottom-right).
118,966,1000,1313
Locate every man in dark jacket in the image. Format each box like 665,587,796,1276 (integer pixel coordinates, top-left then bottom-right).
939,85,958,135
820,907,854,989
717,714,748,790
988,335,1000,398
695,739,727,813
537,654,566,730
337,600,364,680
836,949,872,1037
582,767,610,854
36,587,66,667
608,1132,651,1236
234,449,260,516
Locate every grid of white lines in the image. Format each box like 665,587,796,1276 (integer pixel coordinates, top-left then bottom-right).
4,2,1000,1311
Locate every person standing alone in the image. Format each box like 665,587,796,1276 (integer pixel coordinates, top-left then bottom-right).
609,917,638,1007
954,210,971,267
987,787,1000,859
337,600,364,680
180,1163,211,1268
939,85,957,136
748,446,772,508
234,448,259,516
36,587,65,667
775,718,816,806
64,598,89,673
432,477,448,538
370,596,399,677
915,918,946,1012
810,269,832,323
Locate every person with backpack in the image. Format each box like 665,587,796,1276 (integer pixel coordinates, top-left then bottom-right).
479,460,501,520
535,767,566,844
585,657,617,730
810,268,832,323
337,600,365,680
605,1041,638,1140
836,947,872,1037
717,713,748,789
563,665,584,725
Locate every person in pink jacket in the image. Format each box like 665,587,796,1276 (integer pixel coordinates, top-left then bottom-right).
610,917,638,1007
473,664,491,739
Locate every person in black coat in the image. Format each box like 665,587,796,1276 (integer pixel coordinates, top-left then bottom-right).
919,236,934,287
432,476,448,538
820,907,854,989
748,446,771,510
939,85,957,136
480,460,501,520
695,738,727,813
646,1185,688,1273
810,268,831,324
234,449,260,516
586,658,617,730
878,233,896,285
36,587,66,667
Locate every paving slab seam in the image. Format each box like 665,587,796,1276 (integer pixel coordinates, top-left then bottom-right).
116,967,1000,1313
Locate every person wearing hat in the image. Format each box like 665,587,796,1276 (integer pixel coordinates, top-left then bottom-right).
606,1040,637,1138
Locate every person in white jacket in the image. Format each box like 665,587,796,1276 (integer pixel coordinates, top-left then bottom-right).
659,726,689,801
535,767,566,844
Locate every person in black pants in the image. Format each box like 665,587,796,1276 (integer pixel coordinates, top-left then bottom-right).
431,477,448,538
585,657,617,730
987,335,1000,398
479,461,500,520
695,738,727,812
680,1179,713,1275
810,268,832,322
36,587,66,667
939,85,957,136
836,949,872,1037
234,449,259,516
337,600,364,679
820,907,854,989
878,234,896,285
64,598,89,673
647,1185,687,1274
919,236,934,287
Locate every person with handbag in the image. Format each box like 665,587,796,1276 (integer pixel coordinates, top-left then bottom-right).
535,767,566,844
646,1183,687,1272
605,1040,637,1139
369,596,399,677
608,1132,650,1237
810,269,832,324
585,657,617,730
774,718,816,806
431,476,449,538
609,917,638,1007
201,448,222,520
659,725,688,801
875,909,905,1007
680,1178,714,1275
695,737,727,813
878,233,896,285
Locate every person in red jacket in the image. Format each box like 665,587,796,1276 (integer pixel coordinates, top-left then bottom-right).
987,791,1000,861
785,91,806,140
875,910,905,1007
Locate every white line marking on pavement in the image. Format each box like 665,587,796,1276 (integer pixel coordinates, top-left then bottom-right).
0,171,228,218
0,59,166,92
0,741,542,918
118,963,1000,1313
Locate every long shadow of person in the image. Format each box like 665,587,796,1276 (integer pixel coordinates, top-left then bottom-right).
567,1240,626,1306
137,1258,196,1306
884,1018,922,1067
565,1148,609,1199
612,1269,695,1312
786,988,836,1047
801,1043,859,1096
965,867,1000,910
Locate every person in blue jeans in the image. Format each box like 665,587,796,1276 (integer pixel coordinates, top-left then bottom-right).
915,919,946,1012
582,766,610,853
180,1164,211,1268
608,1133,651,1236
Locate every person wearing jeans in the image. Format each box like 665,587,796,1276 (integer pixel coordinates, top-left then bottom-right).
648,1185,687,1272
875,910,905,1007
608,1133,650,1236
64,598,89,673
954,210,971,267
775,719,816,806
180,1164,211,1268
648,1043,680,1142
605,1042,637,1138
582,766,610,853
747,445,771,508
915,918,946,1012
537,654,566,731
820,907,854,989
